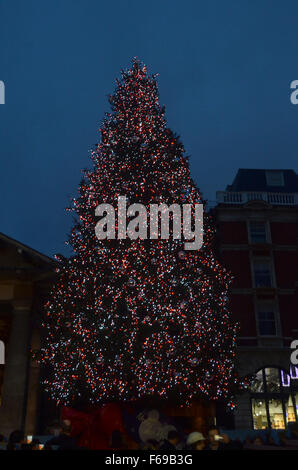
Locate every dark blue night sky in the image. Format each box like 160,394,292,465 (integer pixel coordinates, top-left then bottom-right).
1,1,298,256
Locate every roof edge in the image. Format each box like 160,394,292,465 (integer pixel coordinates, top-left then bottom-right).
0,232,56,266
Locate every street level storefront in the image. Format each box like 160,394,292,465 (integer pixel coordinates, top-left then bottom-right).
250,366,298,430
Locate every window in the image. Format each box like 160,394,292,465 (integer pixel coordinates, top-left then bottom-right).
253,260,272,288
285,395,297,424
267,398,285,429
257,311,276,336
251,398,268,429
265,367,281,392
249,221,267,244
251,367,298,430
265,171,284,187
251,369,265,393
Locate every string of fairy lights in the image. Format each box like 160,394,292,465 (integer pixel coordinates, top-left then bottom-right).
37,59,248,408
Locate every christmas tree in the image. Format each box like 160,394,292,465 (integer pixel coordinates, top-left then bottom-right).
38,59,243,408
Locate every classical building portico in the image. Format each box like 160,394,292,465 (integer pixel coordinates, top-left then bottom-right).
0,233,55,437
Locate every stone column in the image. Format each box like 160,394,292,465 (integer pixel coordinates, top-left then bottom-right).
24,327,40,435
234,393,253,429
0,300,32,437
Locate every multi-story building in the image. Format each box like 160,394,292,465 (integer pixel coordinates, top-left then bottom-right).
215,169,298,430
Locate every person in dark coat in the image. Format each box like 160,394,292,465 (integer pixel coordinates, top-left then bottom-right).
6,430,24,450
45,420,78,450
159,430,181,450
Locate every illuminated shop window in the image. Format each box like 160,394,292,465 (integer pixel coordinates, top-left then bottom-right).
268,399,285,429
251,398,268,429
285,395,297,424
251,367,298,430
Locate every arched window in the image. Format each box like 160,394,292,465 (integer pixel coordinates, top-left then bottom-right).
251,367,298,430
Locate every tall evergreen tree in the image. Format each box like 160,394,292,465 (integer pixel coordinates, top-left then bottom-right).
38,60,243,408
